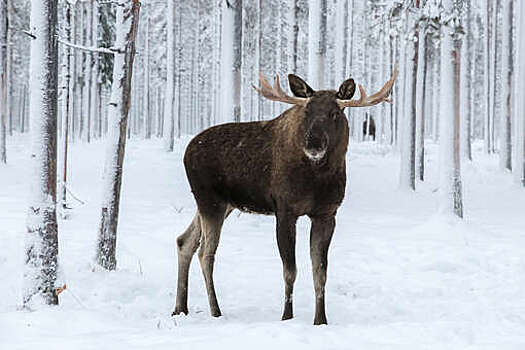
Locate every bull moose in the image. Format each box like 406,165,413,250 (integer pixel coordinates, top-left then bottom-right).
173,67,398,325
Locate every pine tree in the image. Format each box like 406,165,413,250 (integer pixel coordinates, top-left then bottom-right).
23,0,60,306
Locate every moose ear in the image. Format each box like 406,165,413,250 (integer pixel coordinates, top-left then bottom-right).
288,74,315,98
336,78,356,100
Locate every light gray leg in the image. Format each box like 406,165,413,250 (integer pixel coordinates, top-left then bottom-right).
173,213,201,315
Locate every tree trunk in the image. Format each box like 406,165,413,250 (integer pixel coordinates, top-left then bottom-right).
291,0,298,74
0,0,7,164
500,0,513,171
96,0,141,271
485,0,493,154
440,1,464,218
232,0,242,123
317,0,327,89
23,0,60,306
163,0,175,151
400,1,418,191
418,32,429,181
462,0,473,161
516,0,525,186
143,15,151,139
60,2,73,211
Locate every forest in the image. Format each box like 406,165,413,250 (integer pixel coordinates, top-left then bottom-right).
1,0,525,348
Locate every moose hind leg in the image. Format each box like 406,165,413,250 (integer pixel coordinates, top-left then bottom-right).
174,213,202,316
309,215,335,325
276,211,298,321
198,205,230,317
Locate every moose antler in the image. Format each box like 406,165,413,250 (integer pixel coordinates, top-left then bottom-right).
253,73,309,107
337,64,399,109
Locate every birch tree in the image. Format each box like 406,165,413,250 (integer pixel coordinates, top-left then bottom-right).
400,1,418,191
163,0,174,151
515,0,525,186
439,0,464,218
23,0,60,306
59,1,73,211
308,0,327,89
499,0,513,171
96,0,141,270
232,0,242,123
0,0,7,164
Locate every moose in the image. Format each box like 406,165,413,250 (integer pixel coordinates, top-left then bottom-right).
363,115,376,141
173,67,398,325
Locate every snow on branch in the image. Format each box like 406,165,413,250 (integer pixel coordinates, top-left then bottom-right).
58,39,123,55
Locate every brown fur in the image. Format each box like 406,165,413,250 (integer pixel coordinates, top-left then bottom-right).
173,79,353,325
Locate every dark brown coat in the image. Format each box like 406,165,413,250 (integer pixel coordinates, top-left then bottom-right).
173,70,396,325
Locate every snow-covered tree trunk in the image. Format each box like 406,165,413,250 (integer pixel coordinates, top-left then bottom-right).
0,0,7,164
291,0,299,74
439,2,464,218
59,1,73,211
484,0,494,154
96,0,141,271
400,2,418,191
499,0,513,171
232,0,242,123
308,0,327,89
163,0,175,151
461,0,473,161
515,0,525,186
417,30,428,182
89,0,99,141
492,0,502,156
24,0,60,306
143,15,151,139
220,1,233,123
5,0,12,136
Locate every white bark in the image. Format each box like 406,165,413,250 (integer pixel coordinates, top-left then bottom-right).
220,1,233,123
143,15,151,139
0,0,7,163
97,0,140,270
514,0,525,185
163,0,175,151
439,4,464,218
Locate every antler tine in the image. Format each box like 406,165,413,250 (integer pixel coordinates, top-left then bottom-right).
337,64,399,109
253,72,309,107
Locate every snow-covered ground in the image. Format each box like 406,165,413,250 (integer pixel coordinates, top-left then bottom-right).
1,135,525,349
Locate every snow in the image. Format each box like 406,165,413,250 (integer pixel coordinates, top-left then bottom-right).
1,135,525,348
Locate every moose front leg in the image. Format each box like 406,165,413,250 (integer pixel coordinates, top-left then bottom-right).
276,210,298,321
309,215,335,325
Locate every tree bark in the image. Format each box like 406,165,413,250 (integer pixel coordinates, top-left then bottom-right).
232,0,242,123
60,2,73,211
0,0,7,164
96,0,141,270
23,0,60,306
163,0,175,151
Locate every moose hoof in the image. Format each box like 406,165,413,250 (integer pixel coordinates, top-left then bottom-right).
313,316,327,326
210,308,222,318
281,313,294,321
172,306,189,316
281,305,294,320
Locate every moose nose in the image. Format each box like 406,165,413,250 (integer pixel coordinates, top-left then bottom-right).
306,129,328,151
